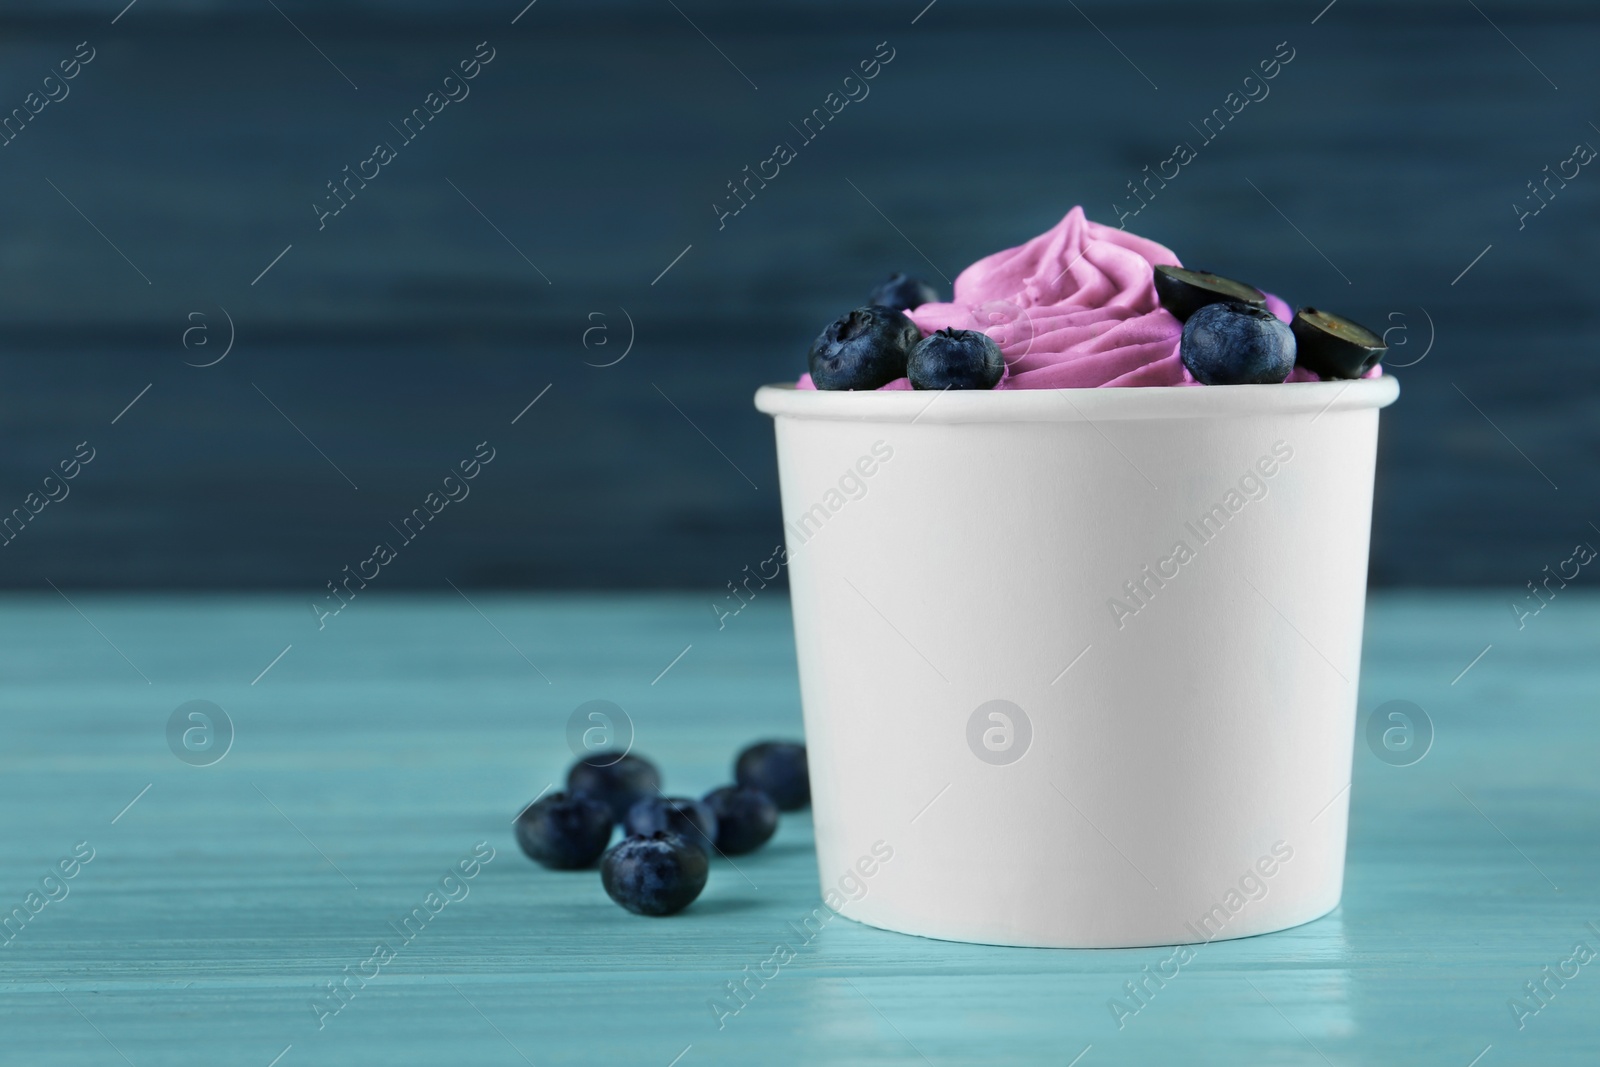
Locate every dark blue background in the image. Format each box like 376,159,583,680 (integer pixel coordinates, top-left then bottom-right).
0,0,1593,589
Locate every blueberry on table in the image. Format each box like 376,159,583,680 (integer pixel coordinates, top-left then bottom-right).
868,272,940,312
625,796,719,856
702,785,779,855
808,305,922,391
907,327,1005,391
734,741,809,811
600,832,710,916
1290,306,1387,379
566,752,662,823
1179,301,1296,385
514,791,614,870
1153,266,1268,322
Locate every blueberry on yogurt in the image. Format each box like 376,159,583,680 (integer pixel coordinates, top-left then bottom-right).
1179,301,1296,385
907,328,1005,390
1290,306,1386,379
1153,265,1267,322
868,272,940,312
808,306,922,390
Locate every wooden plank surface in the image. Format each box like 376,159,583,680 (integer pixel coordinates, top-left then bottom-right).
1,591,1595,1064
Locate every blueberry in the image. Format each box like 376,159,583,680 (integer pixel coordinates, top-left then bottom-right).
734,741,809,811
702,785,779,855
566,752,662,823
808,306,922,391
625,796,719,856
600,832,710,916
1290,306,1386,379
513,791,614,870
907,327,1005,391
1179,301,1296,385
1153,266,1267,322
867,273,940,312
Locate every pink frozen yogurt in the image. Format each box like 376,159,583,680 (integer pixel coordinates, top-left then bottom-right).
797,206,1380,390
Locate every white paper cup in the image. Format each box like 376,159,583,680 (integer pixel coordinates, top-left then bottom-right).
755,377,1399,948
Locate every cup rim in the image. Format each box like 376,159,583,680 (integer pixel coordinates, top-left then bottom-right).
755,375,1399,424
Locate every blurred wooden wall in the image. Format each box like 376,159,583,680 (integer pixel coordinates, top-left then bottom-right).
0,2,1594,587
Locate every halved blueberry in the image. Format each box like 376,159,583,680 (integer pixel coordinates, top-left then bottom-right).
1290,306,1386,379
600,832,710,916
1180,301,1296,385
702,785,779,855
1154,266,1267,322
907,328,1005,391
625,796,719,856
868,273,940,312
566,752,662,823
808,306,922,391
735,741,809,811
513,791,614,870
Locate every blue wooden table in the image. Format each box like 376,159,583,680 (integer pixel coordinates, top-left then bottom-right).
1,592,1595,1065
